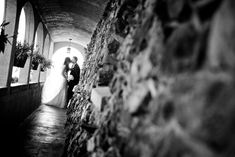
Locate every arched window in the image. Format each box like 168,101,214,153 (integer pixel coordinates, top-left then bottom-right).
39,34,50,82
30,22,43,82
33,22,43,53
33,31,38,51
12,2,35,85
0,0,5,24
43,34,50,58
17,7,26,43
12,7,26,84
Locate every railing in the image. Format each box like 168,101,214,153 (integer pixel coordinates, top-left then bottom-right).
0,82,44,126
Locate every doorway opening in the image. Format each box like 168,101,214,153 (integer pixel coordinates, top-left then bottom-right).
52,46,84,69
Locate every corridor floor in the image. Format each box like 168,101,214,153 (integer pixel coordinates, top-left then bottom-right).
3,105,67,157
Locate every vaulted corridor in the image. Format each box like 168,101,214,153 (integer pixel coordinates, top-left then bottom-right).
1,0,235,157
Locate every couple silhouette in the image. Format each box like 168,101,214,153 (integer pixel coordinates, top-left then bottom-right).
42,56,80,108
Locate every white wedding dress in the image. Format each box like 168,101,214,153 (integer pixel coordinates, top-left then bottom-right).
41,61,67,108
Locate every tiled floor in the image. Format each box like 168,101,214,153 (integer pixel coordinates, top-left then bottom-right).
2,105,67,157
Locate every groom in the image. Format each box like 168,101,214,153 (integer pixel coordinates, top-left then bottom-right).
67,56,80,104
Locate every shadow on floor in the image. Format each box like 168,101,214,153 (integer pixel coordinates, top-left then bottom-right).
0,105,67,157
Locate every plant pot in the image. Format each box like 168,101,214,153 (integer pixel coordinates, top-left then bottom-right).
31,61,39,70
14,55,28,68
40,66,45,72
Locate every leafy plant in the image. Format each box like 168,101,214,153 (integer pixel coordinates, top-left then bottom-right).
31,52,52,71
32,53,44,64
14,42,33,67
43,59,52,68
41,59,52,71
15,42,32,60
0,21,11,53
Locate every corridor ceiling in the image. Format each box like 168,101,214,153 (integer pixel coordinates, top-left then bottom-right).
34,0,108,47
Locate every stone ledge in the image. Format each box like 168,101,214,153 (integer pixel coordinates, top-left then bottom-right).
90,86,111,111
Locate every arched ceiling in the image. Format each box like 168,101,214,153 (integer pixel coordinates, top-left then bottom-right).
33,0,108,47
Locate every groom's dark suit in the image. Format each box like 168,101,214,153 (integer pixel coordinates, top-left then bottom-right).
68,63,80,103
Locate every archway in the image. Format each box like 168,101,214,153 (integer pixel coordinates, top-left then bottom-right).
11,2,35,85
17,8,26,43
34,23,44,54
40,34,50,82
43,34,50,58
11,5,26,84
54,42,85,57
52,46,84,69
30,22,44,83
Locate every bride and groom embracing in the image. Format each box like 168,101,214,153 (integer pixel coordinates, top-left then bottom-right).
42,56,80,108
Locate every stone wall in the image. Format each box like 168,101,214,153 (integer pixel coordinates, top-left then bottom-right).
64,0,235,157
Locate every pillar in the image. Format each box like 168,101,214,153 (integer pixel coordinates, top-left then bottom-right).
0,0,17,87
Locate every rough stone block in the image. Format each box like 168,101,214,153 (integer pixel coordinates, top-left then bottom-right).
207,0,235,70
97,67,114,86
87,137,95,152
108,39,120,54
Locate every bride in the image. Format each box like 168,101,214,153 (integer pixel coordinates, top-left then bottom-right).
41,57,71,108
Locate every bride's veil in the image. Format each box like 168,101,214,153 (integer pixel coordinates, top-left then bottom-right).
41,53,68,104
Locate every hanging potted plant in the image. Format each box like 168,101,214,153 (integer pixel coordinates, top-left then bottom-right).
41,59,52,72
31,52,44,70
14,42,32,68
0,21,11,54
